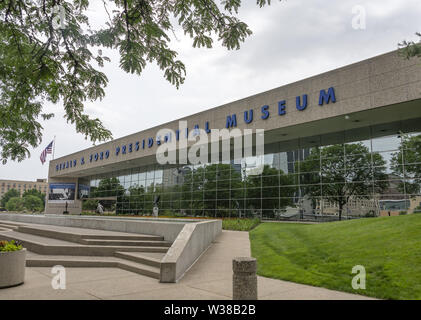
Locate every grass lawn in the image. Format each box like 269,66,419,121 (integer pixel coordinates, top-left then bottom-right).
249,214,421,299
222,218,260,231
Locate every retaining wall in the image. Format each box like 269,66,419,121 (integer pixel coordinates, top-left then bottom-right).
160,219,222,282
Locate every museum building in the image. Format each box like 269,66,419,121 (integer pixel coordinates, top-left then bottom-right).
45,50,421,219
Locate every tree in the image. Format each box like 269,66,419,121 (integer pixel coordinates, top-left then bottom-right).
128,184,146,214
0,0,278,163
91,177,125,198
245,165,295,218
390,134,421,195
5,197,24,211
90,177,125,213
300,143,389,220
23,194,44,212
81,198,98,211
23,188,46,206
202,163,243,217
399,33,421,60
178,163,243,217
0,188,20,207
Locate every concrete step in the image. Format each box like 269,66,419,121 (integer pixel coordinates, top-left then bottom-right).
81,239,172,247
0,230,169,256
115,251,163,268
26,254,161,279
0,221,26,227
0,222,21,230
16,225,165,244
82,234,164,241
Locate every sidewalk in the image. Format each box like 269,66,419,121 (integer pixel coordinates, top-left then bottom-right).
0,230,374,300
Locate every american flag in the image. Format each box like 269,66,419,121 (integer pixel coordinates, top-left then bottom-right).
40,141,54,165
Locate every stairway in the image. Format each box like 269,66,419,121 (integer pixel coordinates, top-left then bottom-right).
0,221,170,280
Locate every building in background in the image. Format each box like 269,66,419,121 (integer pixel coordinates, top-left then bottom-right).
0,179,48,198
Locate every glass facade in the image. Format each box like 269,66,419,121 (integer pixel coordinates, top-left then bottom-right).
80,127,421,220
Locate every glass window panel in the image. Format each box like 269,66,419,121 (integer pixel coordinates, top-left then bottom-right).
262,186,279,200
372,135,401,152
146,170,155,180
300,172,321,185
300,157,320,173
131,170,139,183
155,169,163,179
262,174,279,187
246,186,261,200
401,178,420,195
404,164,421,179
301,184,321,198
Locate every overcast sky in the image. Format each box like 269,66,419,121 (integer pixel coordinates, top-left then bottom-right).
1,0,421,181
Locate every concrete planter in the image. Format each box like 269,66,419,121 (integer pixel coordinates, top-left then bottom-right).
0,248,26,289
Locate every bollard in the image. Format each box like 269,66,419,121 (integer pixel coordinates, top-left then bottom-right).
232,257,257,300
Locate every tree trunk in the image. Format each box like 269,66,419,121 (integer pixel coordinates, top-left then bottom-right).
338,202,343,221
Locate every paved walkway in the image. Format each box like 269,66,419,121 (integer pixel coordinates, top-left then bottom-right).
0,230,374,300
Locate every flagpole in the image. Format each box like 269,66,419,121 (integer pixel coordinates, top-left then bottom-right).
52,136,56,160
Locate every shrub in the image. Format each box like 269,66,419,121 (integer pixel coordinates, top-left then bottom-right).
22,189,46,207
413,206,421,214
5,197,24,212
399,211,407,215
365,210,376,218
0,189,20,208
23,195,44,212
82,199,98,211
222,218,261,231
0,240,23,252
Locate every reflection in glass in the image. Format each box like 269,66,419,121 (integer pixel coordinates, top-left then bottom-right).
81,130,421,219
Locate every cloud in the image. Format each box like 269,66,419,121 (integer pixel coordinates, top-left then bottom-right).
2,0,421,180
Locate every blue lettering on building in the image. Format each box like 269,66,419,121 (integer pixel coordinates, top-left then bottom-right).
319,87,336,105
261,105,270,120
226,114,237,128
205,121,211,134
296,94,308,111
164,133,172,142
244,110,253,124
278,100,286,115
54,87,337,171
193,125,200,136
